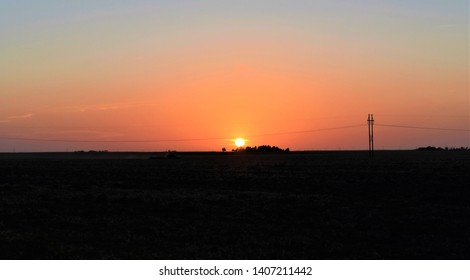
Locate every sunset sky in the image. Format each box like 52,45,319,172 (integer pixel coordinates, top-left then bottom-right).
1,0,468,152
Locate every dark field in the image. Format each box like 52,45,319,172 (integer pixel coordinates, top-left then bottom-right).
1,151,469,259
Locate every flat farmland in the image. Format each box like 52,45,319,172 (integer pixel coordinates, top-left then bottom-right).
0,151,469,259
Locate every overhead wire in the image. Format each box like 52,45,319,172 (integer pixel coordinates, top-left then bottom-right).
1,122,468,144
375,124,470,132
247,124,366,138
0,124,367,143
0,136,231,143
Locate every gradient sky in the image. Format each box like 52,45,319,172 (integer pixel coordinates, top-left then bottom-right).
1,0,468,151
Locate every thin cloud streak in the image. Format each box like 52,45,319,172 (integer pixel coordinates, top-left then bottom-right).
1,130,126,141
51,101,159,113
8,113,33,119
0,113,33,123
48,130,126,138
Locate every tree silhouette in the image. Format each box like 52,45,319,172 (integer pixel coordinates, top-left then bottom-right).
234,145,290,153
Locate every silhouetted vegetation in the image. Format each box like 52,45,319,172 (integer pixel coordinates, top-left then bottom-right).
416,146,469,151
74,150,109,153
165,150,179,159
233,145,290,153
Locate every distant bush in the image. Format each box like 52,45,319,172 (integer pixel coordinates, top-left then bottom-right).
416,146,469,151
74,150,109,153
234,145,290,154
416,146,444,151
166,150,179,159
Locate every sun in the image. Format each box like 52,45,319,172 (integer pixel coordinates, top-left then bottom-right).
235,138,245,147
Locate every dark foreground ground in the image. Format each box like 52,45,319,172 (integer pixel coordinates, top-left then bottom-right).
0,151,469,259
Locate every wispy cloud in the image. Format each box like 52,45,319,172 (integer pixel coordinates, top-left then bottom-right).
39,130,126,139
8,113,33,119
51,101,155,113
97,104,123,111
0,113,33,123
73,104,123,113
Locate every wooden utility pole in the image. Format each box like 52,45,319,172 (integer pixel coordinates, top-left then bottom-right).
368,114,374,158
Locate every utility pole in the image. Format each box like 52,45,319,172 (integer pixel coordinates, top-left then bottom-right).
368,114,374,158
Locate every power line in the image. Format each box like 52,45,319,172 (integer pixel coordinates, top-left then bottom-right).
0,116,366,129
374,114,469,119
0,136,231,143
0,124,367,143
247,124,366,138
1,122,467,144
376,124,470,132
